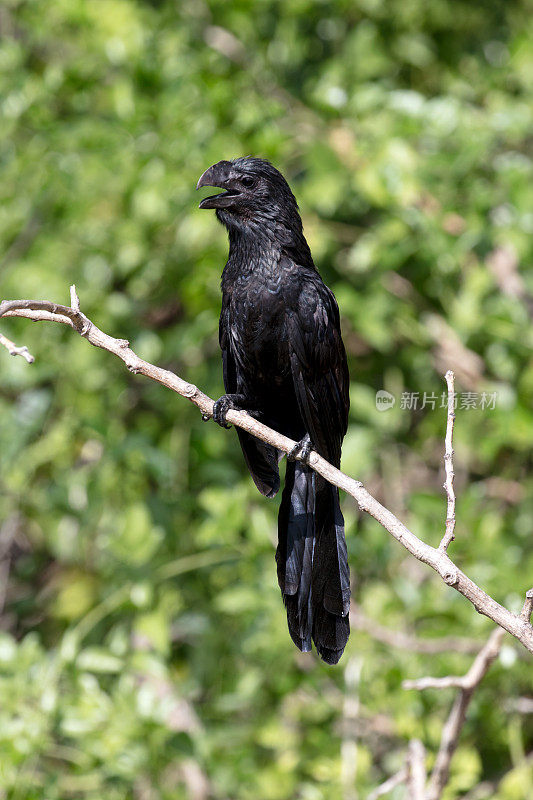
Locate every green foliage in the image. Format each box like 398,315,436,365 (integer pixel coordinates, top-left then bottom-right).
0,0,532,797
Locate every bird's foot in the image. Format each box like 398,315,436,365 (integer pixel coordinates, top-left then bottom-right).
210,394,245,429
287,434,313,465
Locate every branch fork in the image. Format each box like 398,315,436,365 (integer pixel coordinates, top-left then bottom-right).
0,332,34,363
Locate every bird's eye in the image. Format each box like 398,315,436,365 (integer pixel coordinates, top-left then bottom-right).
241,175,255,188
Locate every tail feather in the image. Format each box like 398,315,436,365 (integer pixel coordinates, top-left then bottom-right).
313,478,351,617
276,462,350,664
276,461,314,651
313,610,350,664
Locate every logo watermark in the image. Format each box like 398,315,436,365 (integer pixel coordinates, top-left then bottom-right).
375,391,499,412
375,390,396,411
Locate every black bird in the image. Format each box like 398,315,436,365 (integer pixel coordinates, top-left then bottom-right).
197,157,350,664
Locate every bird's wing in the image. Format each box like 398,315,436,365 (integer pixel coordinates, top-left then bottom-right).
220,298,280,498
283,266,351,659
286,269,349,466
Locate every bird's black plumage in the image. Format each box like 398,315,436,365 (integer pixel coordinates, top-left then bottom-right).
197,157,351,664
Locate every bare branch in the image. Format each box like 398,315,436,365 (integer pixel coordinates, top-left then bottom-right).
70,283,80,312
350,605,480,656
0,331,34,363
367,768,408,800
520,588,533,623
403,675,466,691
439,370,456,551
408,739,427,800
425,627,505,800
379,625,503,800
1,292,533,655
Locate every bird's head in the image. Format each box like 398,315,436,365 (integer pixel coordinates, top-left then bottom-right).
196,157,301,236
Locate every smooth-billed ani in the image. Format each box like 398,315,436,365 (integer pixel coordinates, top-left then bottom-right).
197,157,350,664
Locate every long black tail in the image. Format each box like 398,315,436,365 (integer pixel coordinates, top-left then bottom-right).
276,461,350,664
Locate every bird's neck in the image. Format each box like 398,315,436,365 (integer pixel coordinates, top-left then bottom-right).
218,208,277,244
218,211,314,279
224,225,281,284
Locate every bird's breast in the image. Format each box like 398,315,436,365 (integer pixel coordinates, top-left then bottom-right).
227,285,292,384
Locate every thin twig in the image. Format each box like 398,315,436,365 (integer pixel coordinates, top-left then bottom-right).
425,627,505,800
403,380,506,800
1,291,533,654
367,767,408,800
408,739,427,800
520,589,533,623
439,370,456,551
403,675,467,691
393,629,505,800
70,284,80,312
0,331,34,363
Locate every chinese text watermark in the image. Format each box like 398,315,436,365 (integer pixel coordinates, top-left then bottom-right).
376,391,498,412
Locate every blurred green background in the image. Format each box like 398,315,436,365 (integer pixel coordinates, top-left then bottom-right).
1,0,532,798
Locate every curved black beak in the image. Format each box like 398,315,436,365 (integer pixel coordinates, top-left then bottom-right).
197,161,239,209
